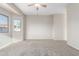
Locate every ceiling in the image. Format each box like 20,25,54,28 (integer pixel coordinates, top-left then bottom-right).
0,3,23,15
15,3,67,15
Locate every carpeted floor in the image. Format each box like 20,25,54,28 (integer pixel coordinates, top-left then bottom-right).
0,40,79,56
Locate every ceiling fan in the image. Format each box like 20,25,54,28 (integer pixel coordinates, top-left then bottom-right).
28,3,47,10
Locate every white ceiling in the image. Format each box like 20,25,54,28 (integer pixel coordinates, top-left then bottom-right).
15,3,67,15
0,3,23,15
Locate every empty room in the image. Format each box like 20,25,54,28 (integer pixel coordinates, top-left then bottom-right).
0,3,79,56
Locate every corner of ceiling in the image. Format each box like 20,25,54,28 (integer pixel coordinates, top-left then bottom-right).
7,3,25,15
0,3,25,16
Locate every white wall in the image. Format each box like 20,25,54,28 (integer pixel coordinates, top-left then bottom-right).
26,15,66,40
26,15,53,39
67,4,79,50
53,14,66,40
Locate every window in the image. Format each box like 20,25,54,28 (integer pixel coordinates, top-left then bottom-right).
0,14,9,33
13,20,21,31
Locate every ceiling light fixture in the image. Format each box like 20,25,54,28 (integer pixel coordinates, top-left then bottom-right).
28,3,47,15
34,4,41,7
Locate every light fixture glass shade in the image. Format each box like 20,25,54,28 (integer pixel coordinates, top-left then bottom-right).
34,4,41,7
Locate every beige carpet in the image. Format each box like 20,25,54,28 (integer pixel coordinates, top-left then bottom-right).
0,40,79,56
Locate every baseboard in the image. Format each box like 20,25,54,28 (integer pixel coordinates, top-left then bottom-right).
0,42,13,50
25,39,54,40
25,39,67,42
67,42,79,50
0,40,22,50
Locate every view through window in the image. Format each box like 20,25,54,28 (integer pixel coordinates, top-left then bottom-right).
13,20,21,31
0,14,9,33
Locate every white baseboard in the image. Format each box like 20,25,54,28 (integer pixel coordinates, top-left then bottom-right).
0,40,22,50
67,42,79,50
